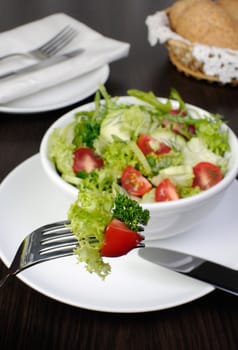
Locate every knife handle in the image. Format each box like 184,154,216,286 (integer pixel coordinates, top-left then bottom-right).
187,262,238,296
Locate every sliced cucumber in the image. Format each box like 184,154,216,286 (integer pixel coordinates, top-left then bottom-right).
151,165,194,187
151,128,186,151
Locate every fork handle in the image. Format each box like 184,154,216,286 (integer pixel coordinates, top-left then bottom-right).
0,48,84,79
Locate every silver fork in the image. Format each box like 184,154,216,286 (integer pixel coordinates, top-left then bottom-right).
0,219,144,288
1,220,237,294
0,220,78,288
0,25,78,61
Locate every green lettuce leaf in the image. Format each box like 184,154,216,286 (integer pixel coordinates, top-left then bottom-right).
68,189,114,279
182,137,228,174
195,117,230,156
99,105,152,144
48,124,75,177
101,140,152,177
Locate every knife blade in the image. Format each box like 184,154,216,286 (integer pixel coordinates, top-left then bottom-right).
0,48,84,79
138,247,238,296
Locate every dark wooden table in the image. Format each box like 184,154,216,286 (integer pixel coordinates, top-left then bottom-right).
0,1,238,349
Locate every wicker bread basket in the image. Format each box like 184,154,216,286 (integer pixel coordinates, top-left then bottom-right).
146,11,238,86
166,39,238,86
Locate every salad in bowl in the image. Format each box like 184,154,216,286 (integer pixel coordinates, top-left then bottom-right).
40,85,238,278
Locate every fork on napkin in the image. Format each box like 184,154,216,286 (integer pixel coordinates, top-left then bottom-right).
0,13,130,104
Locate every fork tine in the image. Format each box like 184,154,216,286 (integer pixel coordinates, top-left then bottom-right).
0,220,77,287
0,218,102,288
36,220,77,254
39,26,77,56
39,26,73,51
40,220,73,242
39,247,76,260
36,220,71,234
40,236,77,252
41,229,73,242
0,25,78,62
44,29,77,56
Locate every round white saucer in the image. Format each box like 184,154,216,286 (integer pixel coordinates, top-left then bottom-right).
0,154,223,312
0,65,109,114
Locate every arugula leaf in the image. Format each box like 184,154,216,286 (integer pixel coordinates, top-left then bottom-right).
128,89,172,113
169,88,186,110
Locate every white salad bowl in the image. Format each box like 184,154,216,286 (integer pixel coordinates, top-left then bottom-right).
40,96,238,240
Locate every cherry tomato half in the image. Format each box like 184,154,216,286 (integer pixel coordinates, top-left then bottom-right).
162,109,195,136
155,178,179,202
121,165,152,197
193,162,223,190
101,218,144,257
73,147,104,174
137,134,171,156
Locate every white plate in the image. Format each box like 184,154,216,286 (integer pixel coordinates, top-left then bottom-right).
0,65,109,114
0,155,217,313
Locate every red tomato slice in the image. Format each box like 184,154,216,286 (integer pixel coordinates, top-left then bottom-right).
162,109,195,136
137,134,155,155
73,147,104,174
169,109,186,116
101,218,144,257
193,162,223,190
155,142,171,156
121,165,152,197
155,178,179,202
137,134,171,156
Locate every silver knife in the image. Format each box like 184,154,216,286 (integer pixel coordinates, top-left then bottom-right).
138,247,238,296
0,48,84,79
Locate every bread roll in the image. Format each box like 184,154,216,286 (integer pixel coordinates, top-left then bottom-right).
168,0,238,50
218,0,238,22
169,0,208,29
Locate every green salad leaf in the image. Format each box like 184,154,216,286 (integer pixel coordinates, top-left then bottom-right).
195,116,230,156
48,124,75,176
128,89,172,113
68,189,114,278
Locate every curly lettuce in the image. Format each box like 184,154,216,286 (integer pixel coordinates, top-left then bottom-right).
195,117,230,156
48,123,75,176
68,189,114,278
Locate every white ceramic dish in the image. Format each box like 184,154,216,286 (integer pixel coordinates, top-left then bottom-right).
0,65,109,114
40,96,238,240
1,155,238,312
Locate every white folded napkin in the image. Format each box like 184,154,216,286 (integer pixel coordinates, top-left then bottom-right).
0,13,130,104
